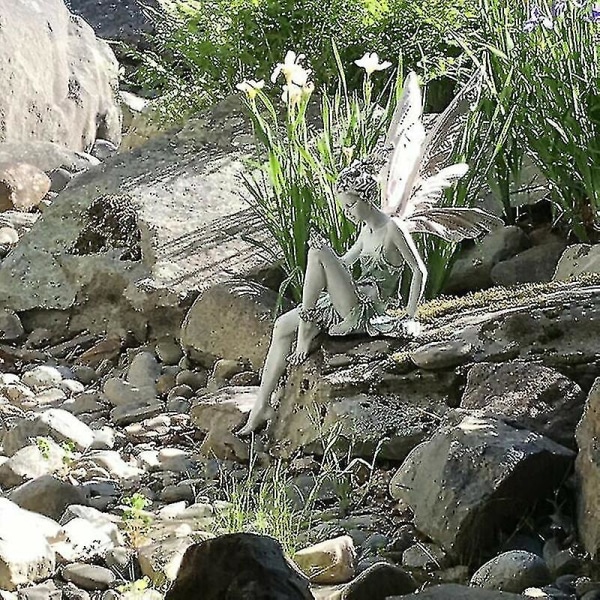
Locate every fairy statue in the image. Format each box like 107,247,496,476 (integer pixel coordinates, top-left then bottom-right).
239,69,503,435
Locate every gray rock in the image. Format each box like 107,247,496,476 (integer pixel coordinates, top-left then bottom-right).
155,337,184,365
48,168,73,193
270,339,452,460
9,475,88,520
102,378,156,407
0,163,50,212
90,140,118,161
110,402,163,426
64,0,163,46
181,279,285,371
575,378,600,558
461,361,585,447
390,416,574,560
127,352,161,389
0,0,121,151
0,309,24,341
3,409,94,456
491,242,566,286
554,244,600,280
14,581,61,600
408,282,600,390
0,96,274,342
470,551,551,593
445,226,530,294
164,533,313,600
62,563,116,591
0,142,99,175
401,543,448,570
389,583,524,599
340,561,417,599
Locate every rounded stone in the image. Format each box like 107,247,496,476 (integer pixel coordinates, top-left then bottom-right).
0,226,18,244
470,550,552,593
21,365,63,390
62,563,116,590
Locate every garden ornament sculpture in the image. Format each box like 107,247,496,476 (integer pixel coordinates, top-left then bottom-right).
239,69,503,435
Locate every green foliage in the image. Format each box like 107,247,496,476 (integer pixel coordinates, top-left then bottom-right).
126,0,476,119
122,493,153,548
240,46,399,300
36,437,51,460
458,0,600,241
214,460,305,555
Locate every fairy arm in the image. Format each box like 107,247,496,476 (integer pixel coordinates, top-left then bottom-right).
340,235,363,267
390,220,427,319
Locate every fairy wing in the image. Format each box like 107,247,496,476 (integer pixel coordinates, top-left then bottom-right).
395,68,484,222
379,72,426,215
398,207,504,242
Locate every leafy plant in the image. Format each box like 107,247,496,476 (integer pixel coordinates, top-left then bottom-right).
458,0,600,241
125,0,477,121
238,46,401,300
36,437,51,460
213,458,306,555
122,493,153,548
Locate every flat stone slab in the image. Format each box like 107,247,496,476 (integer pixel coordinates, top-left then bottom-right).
0,97,274,337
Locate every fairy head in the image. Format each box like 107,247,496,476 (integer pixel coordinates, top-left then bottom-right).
335,148,389,222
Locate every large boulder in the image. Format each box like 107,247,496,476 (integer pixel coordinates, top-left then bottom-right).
0,0,121,152
269,337,452,460
164,533,314,600
575,377,600,558
444,226,529,294
409,280,600,391
461,361,585,447
554,244,600,280
390,415,574,562
181,279,284,370
0,96,275,341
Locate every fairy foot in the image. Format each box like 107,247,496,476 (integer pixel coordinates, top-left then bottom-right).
238,403,275,436
402,318,422,338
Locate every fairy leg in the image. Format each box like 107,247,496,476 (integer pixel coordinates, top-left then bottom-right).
238,308,314,435
290,245,361,365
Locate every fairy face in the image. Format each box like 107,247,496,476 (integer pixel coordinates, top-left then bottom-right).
337,191,371,223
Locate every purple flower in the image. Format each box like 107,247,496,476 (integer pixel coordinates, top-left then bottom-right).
524,5,554,30
552,0,567,15
591,2,600,21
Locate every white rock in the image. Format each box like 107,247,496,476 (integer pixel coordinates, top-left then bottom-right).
91,427,116,450
60,379,85,396
0,227,18,244
0,499,60,590
294,535,356,584
182,503,213,519
3,409,94,456
137,450,160,471
84,450,143,480
54,517,123,562
0,439,67,487
21,365,63,390
0,373,19,385
158,502,187,520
